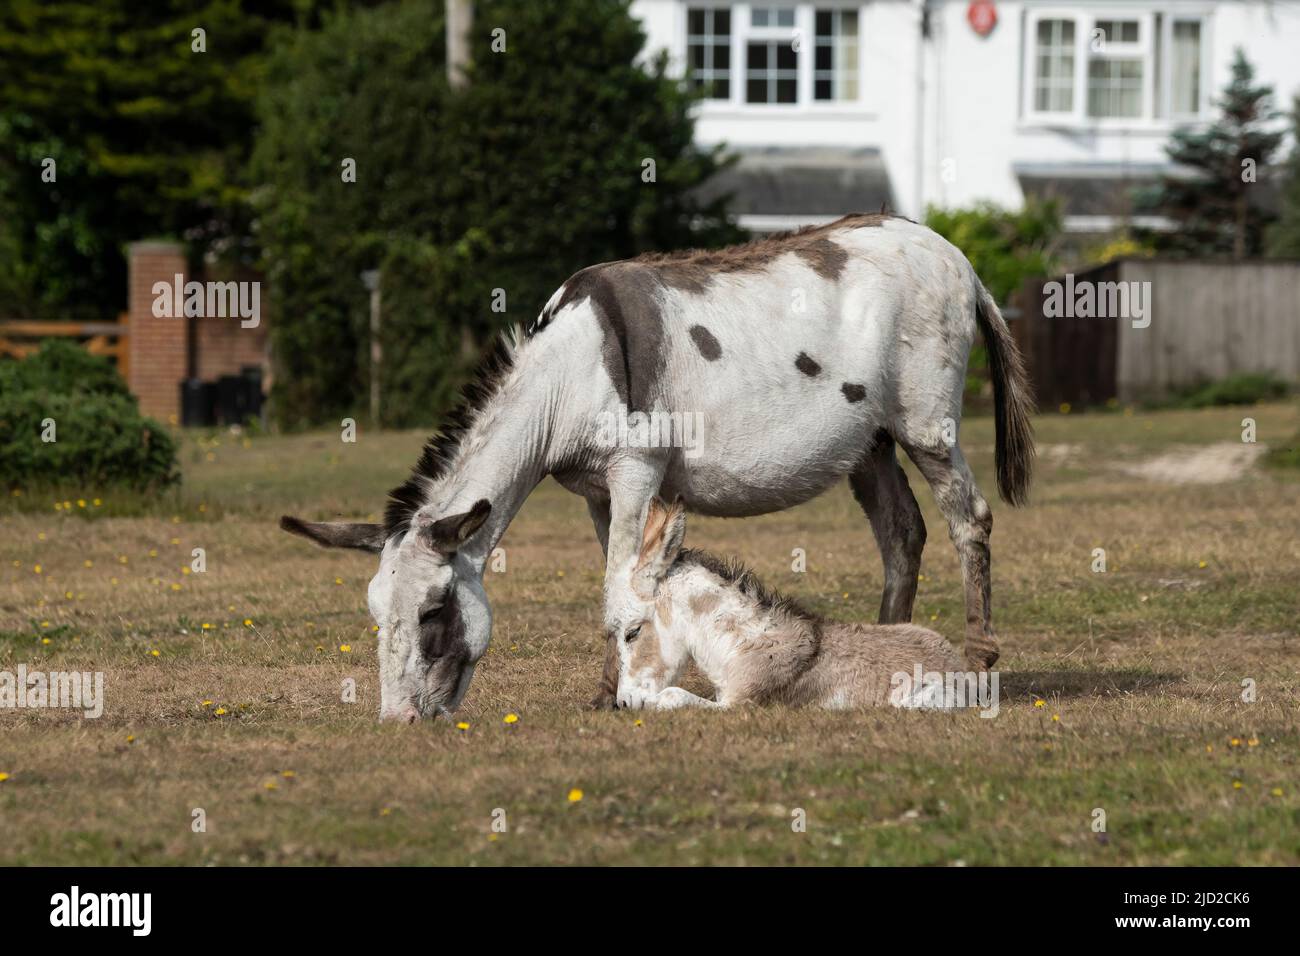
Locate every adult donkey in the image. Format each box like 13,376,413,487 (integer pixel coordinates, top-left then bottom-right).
281,213,1034,722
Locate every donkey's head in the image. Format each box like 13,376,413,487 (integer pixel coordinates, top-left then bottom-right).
280,499,493,723
606,497,690,709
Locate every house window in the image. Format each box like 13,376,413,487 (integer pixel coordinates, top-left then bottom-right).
1025,8,1206,124
745,6,799,103
1034,18,1076,113
687,8,732,100
1087,19,1144,118
814,9,859,101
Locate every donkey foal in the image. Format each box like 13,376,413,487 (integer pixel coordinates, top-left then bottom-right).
611,500,977,711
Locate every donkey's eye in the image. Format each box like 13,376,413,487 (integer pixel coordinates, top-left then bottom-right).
624,624,642,644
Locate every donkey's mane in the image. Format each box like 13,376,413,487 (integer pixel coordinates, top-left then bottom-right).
384,333,518,537
678,549,820,626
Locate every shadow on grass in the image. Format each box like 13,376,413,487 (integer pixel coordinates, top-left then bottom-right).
999,669,1184,700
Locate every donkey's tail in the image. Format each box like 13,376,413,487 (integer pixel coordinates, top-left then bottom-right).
975,283,1035,506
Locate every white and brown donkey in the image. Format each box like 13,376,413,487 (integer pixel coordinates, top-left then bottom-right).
610,498,984,711
280,214,1033,721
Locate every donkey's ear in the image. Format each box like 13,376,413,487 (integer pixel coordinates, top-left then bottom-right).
423,499,492,554
280,516,386,554
635,497,686,582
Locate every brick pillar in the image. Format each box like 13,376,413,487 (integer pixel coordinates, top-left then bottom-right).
127,241,189,423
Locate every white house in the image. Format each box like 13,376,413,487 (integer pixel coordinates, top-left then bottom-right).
629,0,1300,235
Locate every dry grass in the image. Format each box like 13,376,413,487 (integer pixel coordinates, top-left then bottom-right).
2,402,1299,864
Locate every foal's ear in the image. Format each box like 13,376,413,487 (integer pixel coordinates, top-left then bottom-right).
635,497,686,582
280,516,386,554
422,499,493,554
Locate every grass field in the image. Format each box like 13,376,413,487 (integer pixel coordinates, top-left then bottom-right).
2,402,1298,865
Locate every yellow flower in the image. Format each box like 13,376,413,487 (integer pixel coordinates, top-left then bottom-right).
1059,402,1072,414
83,560,93,568
201,700,213,707
372,624,379,632
170,537,180,545
1051,714,1060,722
201,623,213,630
77,499,86,508
1033,699,1046,708
1247,738,1259,747
171,516,180,524
181,566,191,575
567,788,584,803
503,713,519,724
64,591,72,599
1233,780,1243,790
149,649,160,658
214,707,227,716
118,555,128,564
40,620,50,628
339,644,352,653
281,770,295,779
380,807,392,817
264,781,278,791
92,498,101,507
41,638,51,646
243,618,253,627
456,721,470,731
198,503,207,513
33,564,42,574
1206,744,1214,753
1230,737,1241,747
1198,560,1208,569
170,583,181,592
334,577,343,585
37,532,46,541
1272,787,1284,797
126,735,135,744
0,773,9,783
634,719,643,728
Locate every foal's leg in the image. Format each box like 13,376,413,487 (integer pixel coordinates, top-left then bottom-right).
849,432,926,624
901,440,999,670
653,687,722,710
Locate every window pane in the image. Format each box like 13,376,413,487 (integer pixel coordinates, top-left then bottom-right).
752,8,769,27
686,8,732,101
749,43,767,69
715,10,729,33
714,44,729,69
777,78,797,102
776,43,796,69
814,8,860,102
1033,18,1075,113
776,8,795,28
1088,56,1143,117
1172,21,1201,114
747,78,768,103
688,9,704,34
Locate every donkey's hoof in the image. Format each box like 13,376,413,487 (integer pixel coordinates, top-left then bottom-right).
587,688,617,711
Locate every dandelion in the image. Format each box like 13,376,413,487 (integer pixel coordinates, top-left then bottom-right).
334,577,343,586
1247,738,1259,747
339,644,352,653
1060,402,1072,414
110,577,118,585
118,555,128,564
243,618,253,627
372,624,379,632
149,649,160,658
126,735,135,744
77,499,86,508
41,638,51,646
264,781,278,791
1233,780,1243,790
1198,560,1208,569
556,570,565,578
634,719,643,728
1230,737,1241,747
1051,714,1060,722
40,621,50,628
214,707,227,716
37,532,46,541
181,566,191,575
83,560,93,568
567,788,584,803
1272,787,1284,797
171,516,180,524
170,583,181,592
198,504,207,513
503,713,519,725
33,564,42,575
92,498,101,507
170,537,180,545
1033,699,1045,709
201,623,213,630
0,773,9,783
202,700,213,708
281,770,296,779
64,591,72,600
456,721,470,731
1206,744,1214,753
380,807,392,817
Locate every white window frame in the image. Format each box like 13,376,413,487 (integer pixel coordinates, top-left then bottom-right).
1021,4,1212,130
685,2,870,116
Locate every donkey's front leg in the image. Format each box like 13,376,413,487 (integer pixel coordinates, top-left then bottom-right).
652,686,722,710
590,451,669,709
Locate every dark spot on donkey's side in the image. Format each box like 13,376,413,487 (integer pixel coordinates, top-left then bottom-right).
795,352,821,377
689,325,722,361
841,382,867,403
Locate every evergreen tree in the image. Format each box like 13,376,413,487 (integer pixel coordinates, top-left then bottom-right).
1142,49,1283,259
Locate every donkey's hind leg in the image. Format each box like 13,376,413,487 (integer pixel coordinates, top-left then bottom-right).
900,439,999,670
849,431,926,625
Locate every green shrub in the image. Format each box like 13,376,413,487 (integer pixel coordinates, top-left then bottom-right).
0,343,178,491
0,338,133,399
1160,373,1291,409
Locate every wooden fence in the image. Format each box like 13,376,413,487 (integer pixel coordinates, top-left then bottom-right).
1013,259,1300,406
0,316,131,382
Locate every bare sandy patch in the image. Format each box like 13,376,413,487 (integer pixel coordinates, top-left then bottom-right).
1119,441,1266,484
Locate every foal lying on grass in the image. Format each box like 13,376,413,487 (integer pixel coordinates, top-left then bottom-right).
609,499,985,711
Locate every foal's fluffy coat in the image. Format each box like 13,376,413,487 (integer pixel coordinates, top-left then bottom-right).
612,500,967,710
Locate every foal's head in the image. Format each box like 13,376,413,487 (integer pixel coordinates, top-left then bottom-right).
607,498,691,709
